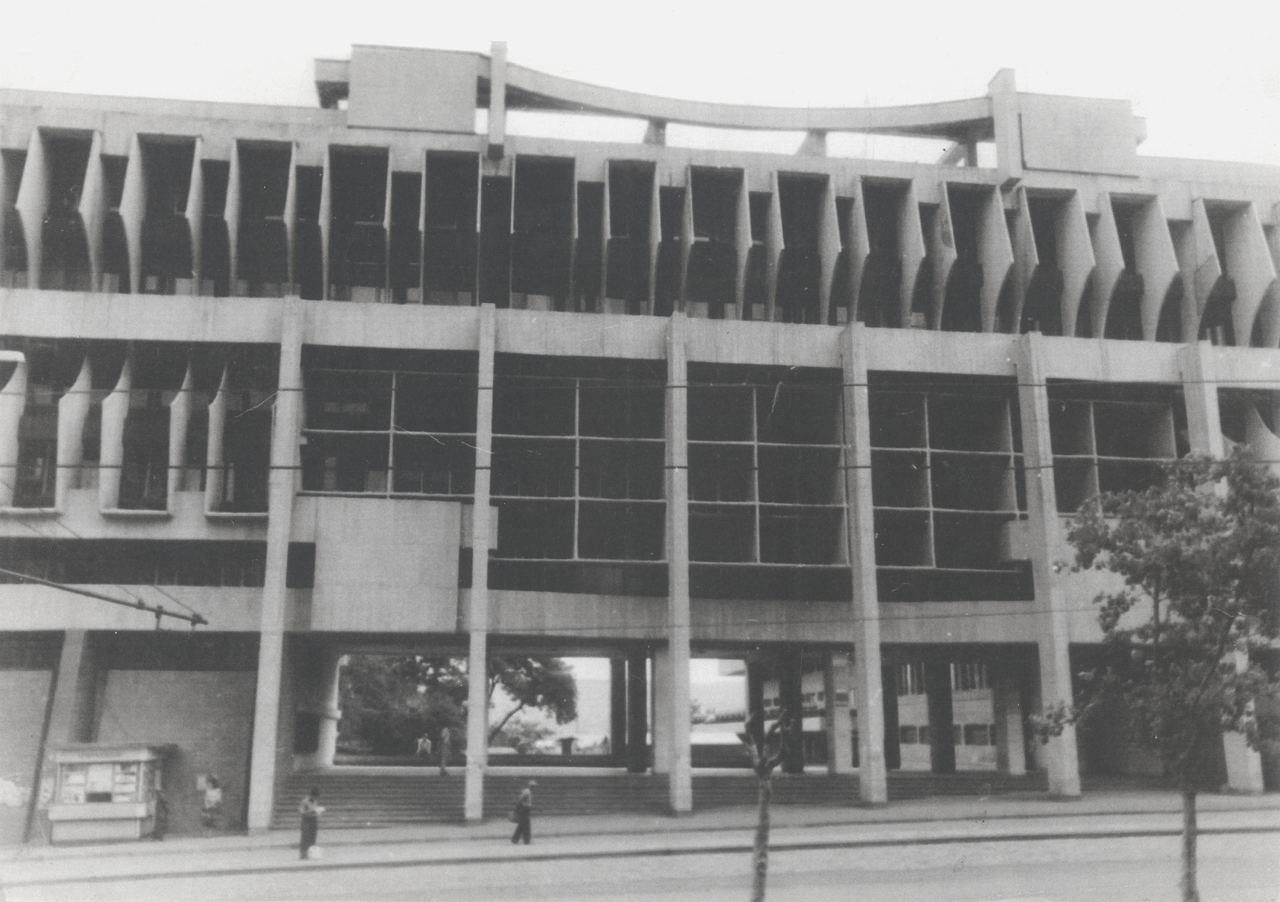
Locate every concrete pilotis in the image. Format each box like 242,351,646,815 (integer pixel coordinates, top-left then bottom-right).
662,314,692,813
824,652,855,774
246,297,305,831
465,305,497,822
840,323,888,804
991,664,1028,776
1014,333,1081,798
625,651,648,773
1180,342,1264,792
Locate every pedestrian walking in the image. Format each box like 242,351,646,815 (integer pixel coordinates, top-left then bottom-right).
298,786,325,860
438,726,453,776
200,776,223,836
510,779,535,845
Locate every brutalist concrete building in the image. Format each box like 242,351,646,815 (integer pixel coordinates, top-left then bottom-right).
2,43,1277,840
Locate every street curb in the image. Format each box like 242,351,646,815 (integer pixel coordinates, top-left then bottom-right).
5,824,1278,889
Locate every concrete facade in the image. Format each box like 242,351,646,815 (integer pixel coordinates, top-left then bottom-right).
2,44,1279,838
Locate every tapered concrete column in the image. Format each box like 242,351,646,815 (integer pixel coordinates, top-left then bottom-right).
991,663,1027,776
98,357,130,509
662,315,692,812
1181,342,1264,792
296,646,343,770
56,360,92,507
840,323,888,803
0,355,26,507
651,646,673,775
246,297,305,831
1014,333,1081,797
824,651,855,774
26,630,98,841
464,305,497,822
625,650,648,773
924,656,956,774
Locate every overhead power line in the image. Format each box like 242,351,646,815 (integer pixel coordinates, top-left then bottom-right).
0,566,208,628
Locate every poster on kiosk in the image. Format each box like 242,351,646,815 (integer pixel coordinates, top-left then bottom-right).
47,744,173,843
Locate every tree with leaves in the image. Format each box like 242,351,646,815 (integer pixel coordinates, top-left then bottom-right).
740,710,796,902
338,654,577,756
1042,452,1280,902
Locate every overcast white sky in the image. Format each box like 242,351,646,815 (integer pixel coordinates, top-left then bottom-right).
3,0,1279,164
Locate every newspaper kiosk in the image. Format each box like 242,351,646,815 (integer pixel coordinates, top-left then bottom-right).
47,744,172,843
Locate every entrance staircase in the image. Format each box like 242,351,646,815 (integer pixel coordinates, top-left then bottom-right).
271,767,1048,829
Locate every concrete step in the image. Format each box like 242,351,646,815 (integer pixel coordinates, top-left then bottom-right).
271,769,1049,829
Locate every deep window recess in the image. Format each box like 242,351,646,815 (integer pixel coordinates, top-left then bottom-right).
198,161,230,297
0,539,267,587
685,167,741,319
300,351,478,500
486,356,666,593
328,147,389,302
140,139,196,296
511,157,574,310
235,143,291,298
1,150,29,288
39,134,94,292
605,161,654,314
858,181,908,328
775,174,825,324
423,152,479,306
1047,382,1187,513
868,373,1031,602
688,364,847,600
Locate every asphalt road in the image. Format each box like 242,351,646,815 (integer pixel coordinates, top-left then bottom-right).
5,831,1278,902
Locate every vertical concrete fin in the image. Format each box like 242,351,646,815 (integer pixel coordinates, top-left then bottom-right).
1057,190,1096,337
1089,192,1125,337
186,138,205,293
78,131,106,288
898,181,926,328
818,174,840,325
646,164,660,315
224,141,242,291
98,355,131,510
765,171,784,322
989,69,1023,186
119,135,145,295
734,169,751,321
1190,199,1224,327
166,361,194,507
55,357,92,508
204,366,228,514
928,183,957,330
15,129,47,289
841,322,888,804
0,355,28,507
1223,203,1277,345
1011,186,1039,330
1134,196,1181,339
679,165,694,312
283,142,298,292
979,184,1014,333
845,177,870,324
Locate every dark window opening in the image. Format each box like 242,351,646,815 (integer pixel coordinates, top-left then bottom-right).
40,135,93,291
653,186,684,317
572,182,604,313
776,174,824,323
424,152,478,305
512,157,574,306
140,139,196,294
478,175,512,306
199,160,230,297
605,162,654,313
236,143,291,297
0,538,267,587
328,147,388,301
686,168,741,317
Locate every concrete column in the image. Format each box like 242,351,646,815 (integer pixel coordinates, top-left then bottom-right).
991,663,1027,776
0,355,26,507
923,656,956,774
464,304,497,822
777,651,804,774
1014,333,1081,797
1181,342,1264,792
625,650,648,773
55,359,92,507
840,323,888,803
295,646,343,770
651,646,672,775
662,314,692,812
609,657,627,763
824,651,855,774
25,630,97,841
246,297,305,831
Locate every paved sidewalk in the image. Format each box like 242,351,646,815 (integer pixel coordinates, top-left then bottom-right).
2,789,1277,891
